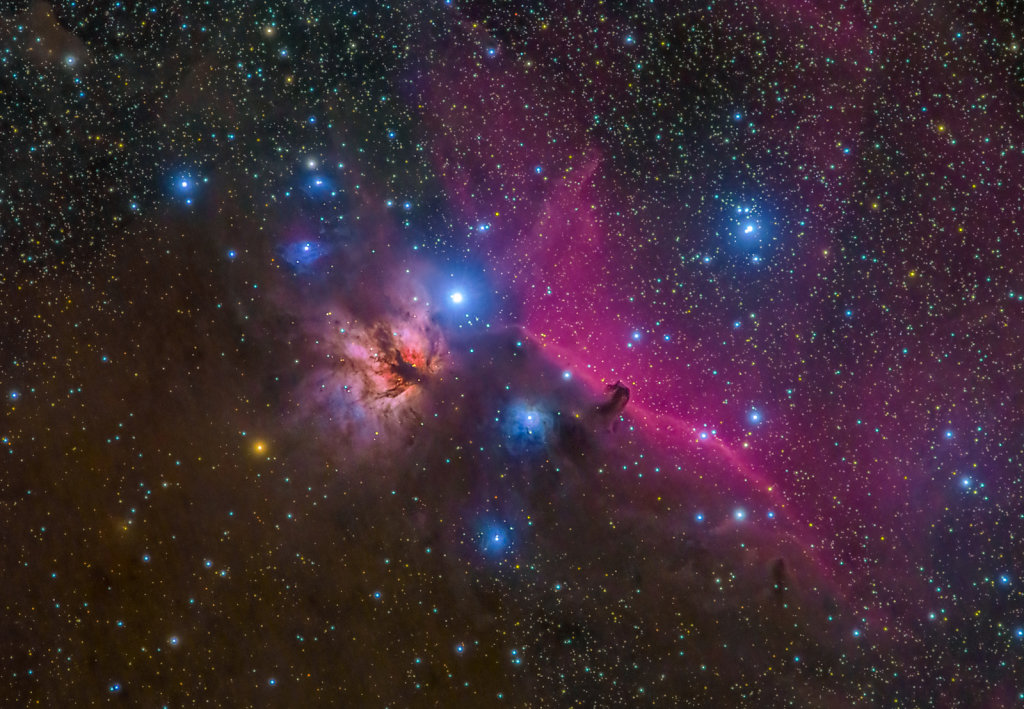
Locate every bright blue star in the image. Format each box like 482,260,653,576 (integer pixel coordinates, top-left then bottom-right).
172,174,204,204
483,527,509,553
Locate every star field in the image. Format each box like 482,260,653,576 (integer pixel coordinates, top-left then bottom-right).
3,0,1024,706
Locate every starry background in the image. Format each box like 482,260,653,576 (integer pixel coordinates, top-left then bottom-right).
3,0,1024,705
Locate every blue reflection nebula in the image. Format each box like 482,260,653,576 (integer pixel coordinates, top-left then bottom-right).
281,240,329,270
502,402,553,455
